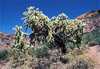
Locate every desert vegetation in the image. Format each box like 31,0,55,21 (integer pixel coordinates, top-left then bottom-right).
0,6,100,69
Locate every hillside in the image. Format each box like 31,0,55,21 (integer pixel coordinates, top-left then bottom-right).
0,32,15,51
0,10,100,69
77,10,100,45
77,10,100,32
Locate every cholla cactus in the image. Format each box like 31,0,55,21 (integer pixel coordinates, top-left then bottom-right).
12,26,29,56
21,6,86,54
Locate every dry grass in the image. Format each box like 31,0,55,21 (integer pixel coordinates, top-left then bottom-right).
0,45,100,69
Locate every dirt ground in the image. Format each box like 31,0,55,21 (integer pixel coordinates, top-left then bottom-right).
89,45,100,69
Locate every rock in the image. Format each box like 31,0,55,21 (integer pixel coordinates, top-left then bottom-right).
76,10,100,32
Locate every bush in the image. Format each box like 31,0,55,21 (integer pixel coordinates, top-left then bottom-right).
83,27,100,46
28,45,50,58
66,43,75,50
60,53,74,64
67,57,94,69
10,53,51,69
0,50,12,60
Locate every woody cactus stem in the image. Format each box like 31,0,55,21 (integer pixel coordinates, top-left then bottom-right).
53,34,66,54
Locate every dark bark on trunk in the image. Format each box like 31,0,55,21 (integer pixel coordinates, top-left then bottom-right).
52,34,66,54
24,30,67,54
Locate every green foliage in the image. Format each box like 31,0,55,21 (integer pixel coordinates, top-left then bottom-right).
83,28,100,46
28,45,50,58
0,50,12,60
66,43,74,50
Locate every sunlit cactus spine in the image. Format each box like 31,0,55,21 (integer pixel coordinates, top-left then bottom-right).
12,26,29,57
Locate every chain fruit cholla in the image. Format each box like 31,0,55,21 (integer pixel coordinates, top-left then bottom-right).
12,6,86,54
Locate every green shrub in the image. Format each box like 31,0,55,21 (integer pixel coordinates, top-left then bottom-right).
83,26,100,46
28,45,50,58
66,43,75,50
60,53,74,64
0,50,12,60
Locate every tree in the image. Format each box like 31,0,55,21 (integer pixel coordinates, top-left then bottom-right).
14,6,86,54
